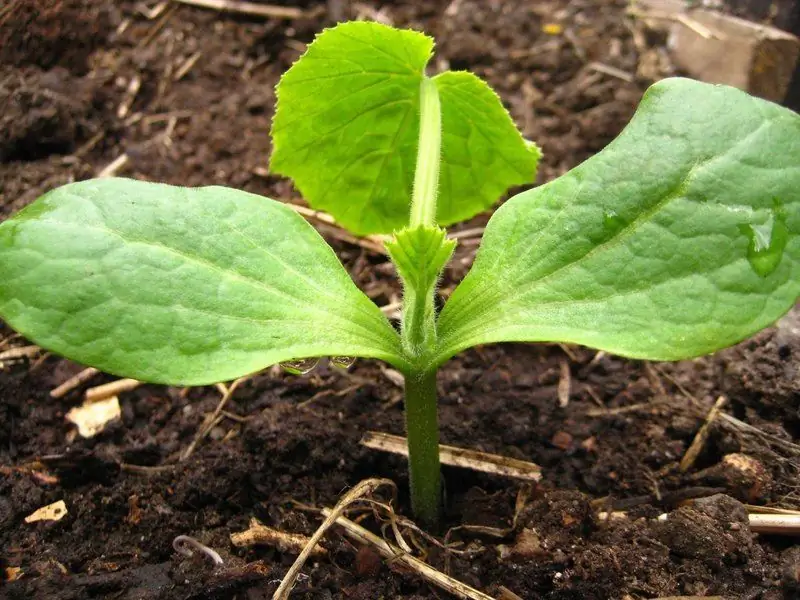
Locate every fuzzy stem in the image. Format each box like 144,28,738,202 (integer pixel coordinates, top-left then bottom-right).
409,77,441,228
403,369,441,527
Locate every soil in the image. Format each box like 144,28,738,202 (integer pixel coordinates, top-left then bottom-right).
1,1,799,599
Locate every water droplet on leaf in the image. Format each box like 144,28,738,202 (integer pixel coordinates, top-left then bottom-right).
330,356,356,370
280,357,319,375
602,210,625,233
740,206,788,278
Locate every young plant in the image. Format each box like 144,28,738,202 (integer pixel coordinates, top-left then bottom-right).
1,22,799,527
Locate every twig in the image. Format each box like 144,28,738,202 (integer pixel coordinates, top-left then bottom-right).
121,463,176,474
85,378,141,403
587,61,635,83
0,333,21,350
96,154,130,178
117,75,142,119
0,345,42,362
286,203,388,254
718,413,800,455
557,357,570,408
680,395,727,472
586,400,666,417
137,1,170,19
173,535,224,566
231,518,327,556
361,432,542,481
746,514,800,535
171,0,316,19
744,504,800,516
448,227,485,240
180,377,247,461
656,511,800,536
174,51,202,81
380,301,402,319
50,367,101,399
137,3,177,48
321,509,495,600
273,478,395,599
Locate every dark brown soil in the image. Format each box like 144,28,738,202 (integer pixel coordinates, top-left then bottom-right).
1,1,799,599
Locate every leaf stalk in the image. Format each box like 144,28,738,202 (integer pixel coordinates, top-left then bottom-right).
410,77,442,228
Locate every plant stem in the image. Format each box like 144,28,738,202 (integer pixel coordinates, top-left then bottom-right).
403,368,441,526
409,77,441,228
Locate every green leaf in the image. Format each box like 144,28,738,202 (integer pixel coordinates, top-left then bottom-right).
385,226,456,354
270,21,539,235
435,78,800,365
0,178,406,385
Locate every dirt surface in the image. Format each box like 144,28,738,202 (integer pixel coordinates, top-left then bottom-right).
1,1,799,599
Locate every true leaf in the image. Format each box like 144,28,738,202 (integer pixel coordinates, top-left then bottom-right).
0,179,406,384
270,21,539,235
385,226,456,354
435,78,800,365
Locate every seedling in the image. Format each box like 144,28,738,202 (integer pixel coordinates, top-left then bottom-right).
1,22,799,526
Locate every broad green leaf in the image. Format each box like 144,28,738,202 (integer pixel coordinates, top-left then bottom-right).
270,21,539,235
0,179,406,385
435,78,800,365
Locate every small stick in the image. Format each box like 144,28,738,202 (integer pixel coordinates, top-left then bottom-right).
743,505,800,516
603,509,800,536
117,75,142,119
171,0,312,19
180,377,247,461
51,367,101,399
380,301,402,317
286,203,388,254
174,51,202,81
231,518,327,556
0,345,42,362
85,378,141,403
747,514,800,535
680,395,726,472
361,432,542,481
0,333,21,350
96,154,130,178
321,509,495,600
718,412,800,455
273,478,395,600
138,1,170,19
587,61,634,83
557,357,570,408
448,227,485,240
173,534,224,566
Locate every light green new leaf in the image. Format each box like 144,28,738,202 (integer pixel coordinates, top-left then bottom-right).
270,21,539,235
436,78,800,365
0,179,405,384
386,226,456,354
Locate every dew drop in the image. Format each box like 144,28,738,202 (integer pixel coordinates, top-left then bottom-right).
740,206,788,278
330,356,356,370
280,357,319,375
602,210,625,233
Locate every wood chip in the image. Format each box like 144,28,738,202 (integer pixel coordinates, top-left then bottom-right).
361,432,542,481
66,395,122,438
25,500,68,523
